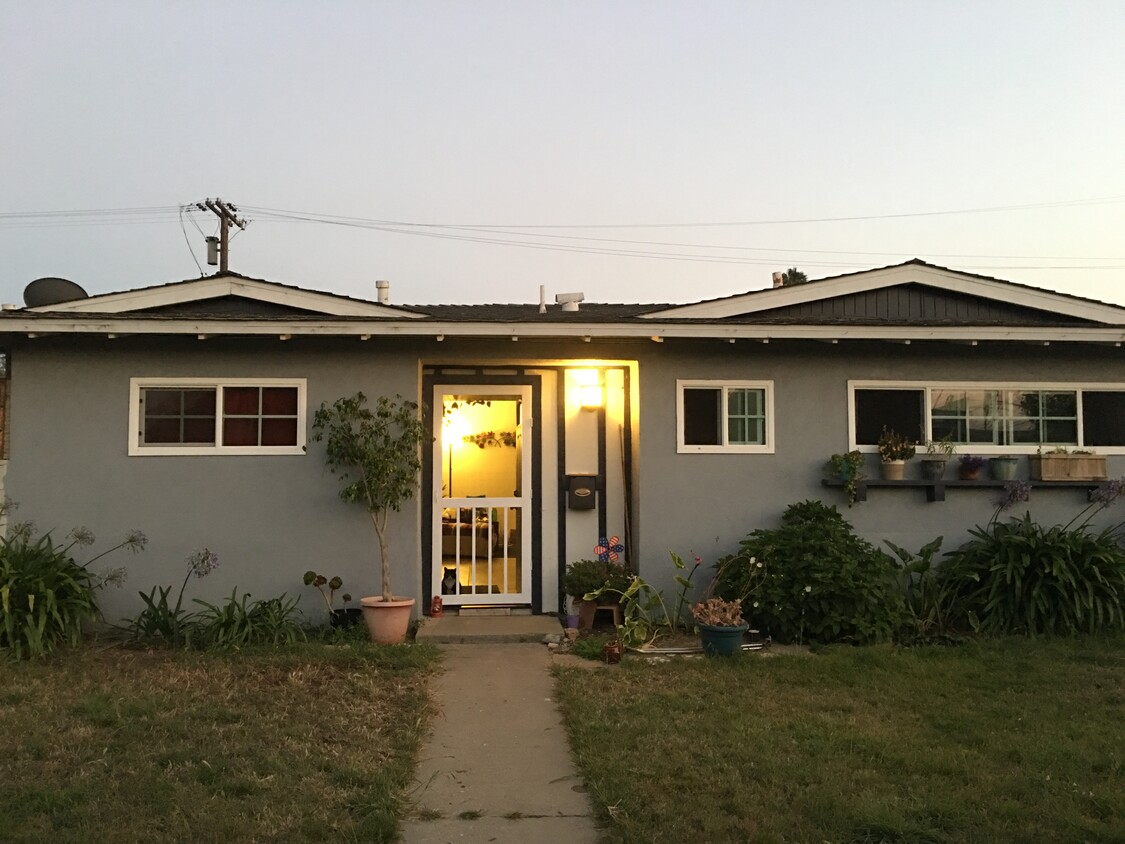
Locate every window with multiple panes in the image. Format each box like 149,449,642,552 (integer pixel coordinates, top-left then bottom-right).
677,380,773,453
851,382,1125,452
130,379,305,455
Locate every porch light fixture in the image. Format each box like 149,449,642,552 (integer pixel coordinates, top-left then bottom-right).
572,368,606,411
580,384,604,410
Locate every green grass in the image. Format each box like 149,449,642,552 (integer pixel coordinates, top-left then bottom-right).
555,638,1125,843
0,641,439,843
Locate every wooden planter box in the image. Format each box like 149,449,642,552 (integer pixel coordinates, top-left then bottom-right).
1028,454,1107,481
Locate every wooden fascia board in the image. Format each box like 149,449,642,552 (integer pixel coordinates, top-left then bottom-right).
4,317,1125,344
28,277,421,319
642,265,1125,325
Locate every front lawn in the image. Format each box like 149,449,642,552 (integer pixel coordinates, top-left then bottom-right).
555,638,1125,843
0,642,438,843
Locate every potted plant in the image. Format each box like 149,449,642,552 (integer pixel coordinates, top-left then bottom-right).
564,559,632,630
989,455,1019,481
826,450,866,506
691,597,748,657
877,427,916,481
958,454,987,480
312,393,431,644
1029,447,1108,481
920,436,956,481
303,570,360,628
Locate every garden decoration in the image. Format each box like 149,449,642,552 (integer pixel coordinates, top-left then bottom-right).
594,536,624,562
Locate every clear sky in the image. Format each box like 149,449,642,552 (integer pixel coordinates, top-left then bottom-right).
2,1,1123,307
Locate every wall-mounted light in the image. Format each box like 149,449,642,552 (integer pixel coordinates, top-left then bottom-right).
572,368,605,411
580,384,605,410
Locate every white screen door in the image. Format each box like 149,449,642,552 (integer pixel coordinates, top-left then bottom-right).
432,385,533,605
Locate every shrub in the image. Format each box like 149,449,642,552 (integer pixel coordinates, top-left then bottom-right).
192,590,306,649
713,500,902,644
942,512,1125,635
0,533,98,659
124,548,219,648
563,559,632,600
1,523,144,660
883,537,964,645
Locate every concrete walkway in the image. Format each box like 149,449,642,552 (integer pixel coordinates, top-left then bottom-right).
399,643,601,844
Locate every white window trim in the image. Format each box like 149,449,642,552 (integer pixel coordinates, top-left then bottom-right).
847,380,1125,455
128,377,307,456
676,379,775,454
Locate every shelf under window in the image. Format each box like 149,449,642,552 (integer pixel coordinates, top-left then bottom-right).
821,478,1101,503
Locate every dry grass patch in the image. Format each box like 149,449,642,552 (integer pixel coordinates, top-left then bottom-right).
0,642,438,843
555,637,1125,843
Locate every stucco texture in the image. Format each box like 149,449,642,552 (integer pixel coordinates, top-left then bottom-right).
7,336,427,625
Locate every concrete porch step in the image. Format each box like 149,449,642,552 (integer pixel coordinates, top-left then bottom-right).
415,613,562,644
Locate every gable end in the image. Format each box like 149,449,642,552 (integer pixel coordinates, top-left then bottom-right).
735,283,1095,326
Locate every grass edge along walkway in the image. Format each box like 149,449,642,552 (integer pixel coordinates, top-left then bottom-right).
0,641,440,843
554,637,1125,844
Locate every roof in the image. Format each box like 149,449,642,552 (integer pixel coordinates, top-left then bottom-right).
6,260,1125,345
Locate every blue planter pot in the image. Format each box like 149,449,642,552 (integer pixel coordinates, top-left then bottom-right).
697,622,749,657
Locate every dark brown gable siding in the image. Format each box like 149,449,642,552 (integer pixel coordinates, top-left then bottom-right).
740,283,1093,325
132,296,326,317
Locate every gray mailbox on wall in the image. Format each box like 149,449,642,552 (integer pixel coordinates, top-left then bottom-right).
566,475,597,510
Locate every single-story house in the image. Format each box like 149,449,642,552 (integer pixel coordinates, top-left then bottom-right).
4,259,1125,622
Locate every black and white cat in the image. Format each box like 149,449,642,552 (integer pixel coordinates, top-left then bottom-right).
441,567,457,594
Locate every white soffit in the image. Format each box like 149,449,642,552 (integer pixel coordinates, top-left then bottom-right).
27,275,424,319
642,263,1125,325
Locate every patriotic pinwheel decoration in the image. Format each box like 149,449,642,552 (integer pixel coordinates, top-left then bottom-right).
594,536,624,563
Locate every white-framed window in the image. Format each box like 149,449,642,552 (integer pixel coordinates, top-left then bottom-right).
848,380,1125,454
676,380,774,454
128,378,307,456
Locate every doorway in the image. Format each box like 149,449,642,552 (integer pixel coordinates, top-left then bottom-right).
431,384,534,605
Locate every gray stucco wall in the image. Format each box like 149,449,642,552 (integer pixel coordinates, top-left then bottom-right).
633,340,1125,601
7,335,427,625
9,333,1125,624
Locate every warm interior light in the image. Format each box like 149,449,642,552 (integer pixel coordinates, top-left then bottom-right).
580,384,605,410
443,411,471,446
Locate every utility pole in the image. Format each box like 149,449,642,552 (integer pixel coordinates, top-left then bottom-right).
196,198,247,273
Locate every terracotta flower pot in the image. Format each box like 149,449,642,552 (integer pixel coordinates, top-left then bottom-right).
359,596,416,644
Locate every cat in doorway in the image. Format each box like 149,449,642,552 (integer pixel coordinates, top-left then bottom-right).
441,567,457,594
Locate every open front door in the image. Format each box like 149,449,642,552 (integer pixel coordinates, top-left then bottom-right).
431,385,533,605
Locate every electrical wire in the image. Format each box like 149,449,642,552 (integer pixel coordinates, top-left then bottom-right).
178,206,204,276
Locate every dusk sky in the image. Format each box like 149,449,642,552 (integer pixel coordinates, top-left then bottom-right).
3,1,1123,306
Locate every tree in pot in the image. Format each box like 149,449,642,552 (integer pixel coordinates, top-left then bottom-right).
312,393,431,644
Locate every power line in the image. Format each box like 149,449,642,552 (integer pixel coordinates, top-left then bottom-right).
241,193,1125,230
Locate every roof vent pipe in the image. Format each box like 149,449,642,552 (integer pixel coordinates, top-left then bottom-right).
539,284,547,314
772,271,785,288
556,292,584,312
376,279,390,304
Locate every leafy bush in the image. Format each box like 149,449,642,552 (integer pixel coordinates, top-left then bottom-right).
1,522,145,660
569,632,616,661
714,500,902,644
563,558,632,600
192,590,306,649
942,512,1125,635
883,537,964,645
0,533,98,659
124,548,219,647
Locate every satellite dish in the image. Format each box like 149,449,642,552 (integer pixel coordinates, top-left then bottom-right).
23,277,89,308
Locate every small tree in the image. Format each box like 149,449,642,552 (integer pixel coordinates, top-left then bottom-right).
311,393,430,602
782,267,809,285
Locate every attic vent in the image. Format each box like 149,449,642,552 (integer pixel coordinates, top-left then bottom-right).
556,292,584,312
